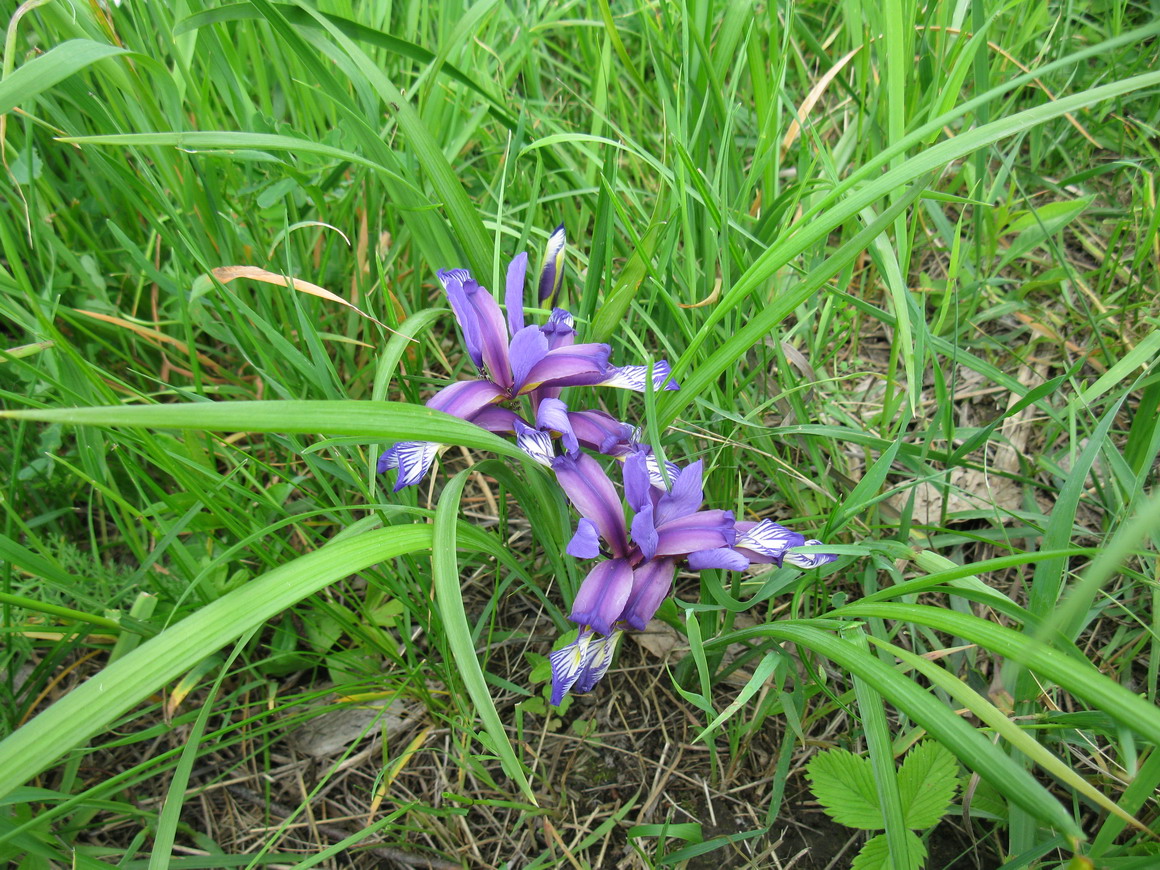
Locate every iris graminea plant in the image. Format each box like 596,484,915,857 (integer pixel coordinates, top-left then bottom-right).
378,227,836,704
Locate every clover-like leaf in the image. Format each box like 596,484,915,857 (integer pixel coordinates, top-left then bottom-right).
851,831,927,870
806,747,883,830
898,741,959,829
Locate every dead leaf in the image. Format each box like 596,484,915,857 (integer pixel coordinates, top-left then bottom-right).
211,265,399,336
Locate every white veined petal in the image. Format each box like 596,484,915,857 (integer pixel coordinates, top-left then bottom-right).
644,453,680,490
581,629,621,688
549,632,593,703
784,540,838,569
515,425,555,467
393,441,440,487
598,360,676,392
438,268,473,288
737,519,802,558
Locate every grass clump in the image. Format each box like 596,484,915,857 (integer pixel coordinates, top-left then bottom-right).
2,1,1159,867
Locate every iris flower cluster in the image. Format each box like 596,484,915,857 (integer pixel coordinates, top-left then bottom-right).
379,226,837,705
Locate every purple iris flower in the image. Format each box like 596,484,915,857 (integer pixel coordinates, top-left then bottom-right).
377,229,678,490
548,451,740,703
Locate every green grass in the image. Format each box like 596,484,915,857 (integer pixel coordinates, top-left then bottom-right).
2,0,1159,867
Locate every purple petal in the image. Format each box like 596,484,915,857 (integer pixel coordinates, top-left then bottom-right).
573,629,621,694
687,547,751,571
597,360,680,392
538,224,566,303
505,252,528,337
622,558,677,630
426,379,505,419
566,408,635,455
655,509,736,557
621,451,653,513
540,307,576,349
377,441,439,490
570,558,634,636
551,452,630,557
520,343,612,393
467,406,522,434
550,630,592,706
784,541,839,570
631,502,659,561
508,325,550,394
536,398,579,454
438,269,483,371
529,309,580,407
654,459,703,526
567,518,602,559
462,277,512,389
514,419,555,467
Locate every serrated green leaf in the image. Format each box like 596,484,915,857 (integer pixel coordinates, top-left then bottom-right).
805,748,883,830
898,742,959,829
851,831,927,870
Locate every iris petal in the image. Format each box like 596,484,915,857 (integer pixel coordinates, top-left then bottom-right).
567,518,602,559
687,547,750,571
508,325,550,394
570,558,634,636
622,558,677,630
631,502,659,561
520,343,611,393
514,419,555,467
735,519,805,562
551,452,630,558
536,398,579,454
438,269,483,371
654,509,736,556
538,224,566,304
622,451,653,514
426,379,506,419
505,252,528,337
573,630,621,694
566,408,635,455
549,630,593,706
655,459,703,526
784,541,839,569
597,360,680,392
462,279,513,390
377,441,439,491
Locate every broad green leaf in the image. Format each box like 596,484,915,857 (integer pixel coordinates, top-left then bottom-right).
897,742,958,830
432,470,536,804
0,40,131,115
0,526,434,799
0,400,529,465
834,602,1160,749
806,748,883,830
58,132,417,191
